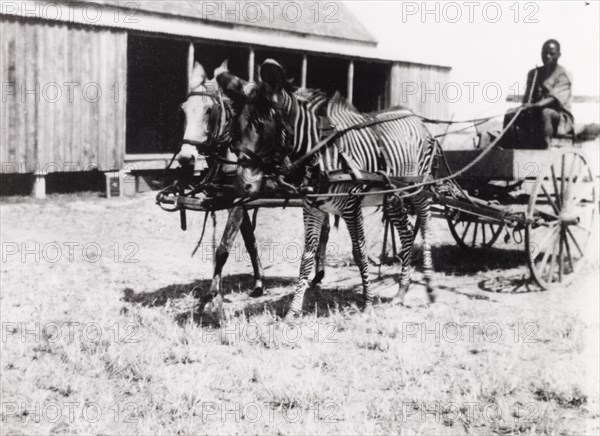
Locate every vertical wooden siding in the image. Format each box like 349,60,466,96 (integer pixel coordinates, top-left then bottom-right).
389,63,451,137
0,18,127,173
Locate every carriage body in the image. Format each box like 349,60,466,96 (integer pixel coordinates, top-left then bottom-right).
434,138,597,289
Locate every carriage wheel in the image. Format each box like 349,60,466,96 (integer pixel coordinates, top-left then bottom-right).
525,150,597,289
445,206,505,249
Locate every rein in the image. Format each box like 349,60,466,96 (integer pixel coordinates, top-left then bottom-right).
292,111,509,168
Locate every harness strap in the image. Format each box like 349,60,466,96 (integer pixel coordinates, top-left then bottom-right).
326,170,427,185
339,152,362,181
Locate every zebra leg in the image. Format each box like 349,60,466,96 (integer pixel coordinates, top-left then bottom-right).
285,208,327,320
205,207,244,312
240,209,264,297
385,195,415,305
414,196,436,303
312,215,330,287
341,203,373,311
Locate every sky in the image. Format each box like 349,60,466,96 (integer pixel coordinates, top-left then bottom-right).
344,1,600,120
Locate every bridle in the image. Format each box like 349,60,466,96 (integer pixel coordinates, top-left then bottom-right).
179,91,231,154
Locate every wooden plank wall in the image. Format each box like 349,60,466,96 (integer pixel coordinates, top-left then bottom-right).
0,17,127,173
389,63,451,137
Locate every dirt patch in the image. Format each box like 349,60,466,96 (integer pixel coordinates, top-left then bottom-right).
1,192,598,434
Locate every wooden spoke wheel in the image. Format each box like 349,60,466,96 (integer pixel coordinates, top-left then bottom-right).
525,150,597,289
445,206,505,249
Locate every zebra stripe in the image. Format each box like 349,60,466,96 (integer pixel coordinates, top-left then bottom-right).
276,92,436,317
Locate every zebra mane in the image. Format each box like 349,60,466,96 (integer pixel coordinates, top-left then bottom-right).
329,91,358,112
294,87,328,104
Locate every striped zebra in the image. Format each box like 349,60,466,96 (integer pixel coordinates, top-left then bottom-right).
176,61,331,312
216,59,436,318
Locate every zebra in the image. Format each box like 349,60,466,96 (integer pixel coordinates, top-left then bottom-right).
215,59,437,319
176,61,331,313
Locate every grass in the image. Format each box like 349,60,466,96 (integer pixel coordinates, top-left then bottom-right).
1,192,598,435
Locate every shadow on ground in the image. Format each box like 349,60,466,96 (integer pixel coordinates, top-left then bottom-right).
121,243,532,326
122,274,298,308
415,244,525,274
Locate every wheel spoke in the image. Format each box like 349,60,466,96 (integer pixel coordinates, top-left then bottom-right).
537,236,556,278
482,224,487,246
572,224,592,235
551,164,562,209
558,229,564,282
541,184,561,215
567,172,590,208
564,232,574,272
566,228,585,257
547,237,558,283
460,220,472,242
568,158,587,207
562,155,567,204
472,221,479,247
565,153,577,205
536,225,560,257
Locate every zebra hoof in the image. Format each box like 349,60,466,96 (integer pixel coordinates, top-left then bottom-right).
311,270,325,287
390,296,405,307
249,282,264,298
283,310,299,323
391,285,409,306
361,304,375,316
205,294,225,318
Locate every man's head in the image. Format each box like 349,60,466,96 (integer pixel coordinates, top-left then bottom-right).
541,39,561,69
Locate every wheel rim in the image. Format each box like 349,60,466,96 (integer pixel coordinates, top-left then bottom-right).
526,150,597,289
446,206,505,249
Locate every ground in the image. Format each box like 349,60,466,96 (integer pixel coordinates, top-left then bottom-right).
1,185,598,435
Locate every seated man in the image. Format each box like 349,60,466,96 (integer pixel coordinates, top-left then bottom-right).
502,39,575,149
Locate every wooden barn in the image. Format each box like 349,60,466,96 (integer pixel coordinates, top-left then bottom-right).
0,1,451,197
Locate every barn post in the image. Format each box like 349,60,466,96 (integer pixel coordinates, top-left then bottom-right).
187,42,195,92
301,54,307,88
248,48,255,82
347,59,354,103
32,170,46,199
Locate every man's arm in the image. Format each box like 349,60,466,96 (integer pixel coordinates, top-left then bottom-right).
523,68,572,111
524,96,555,109
523,69,536,104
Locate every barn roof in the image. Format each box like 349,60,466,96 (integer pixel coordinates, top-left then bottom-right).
1,0,450,67
73,0,378,45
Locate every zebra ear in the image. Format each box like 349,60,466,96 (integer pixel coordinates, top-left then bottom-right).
215,69,256,103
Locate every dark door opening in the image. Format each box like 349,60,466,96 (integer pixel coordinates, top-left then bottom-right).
194,42,249,81
353,60,390,113
306,55,348,98
126,34,188,155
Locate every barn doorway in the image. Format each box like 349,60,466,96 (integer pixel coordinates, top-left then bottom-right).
306,54,348,98
353,60,390,113
126,34,188,155
193,42,249,81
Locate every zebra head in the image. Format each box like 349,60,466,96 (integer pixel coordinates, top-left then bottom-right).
177,61,230,170
215,60,294,198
